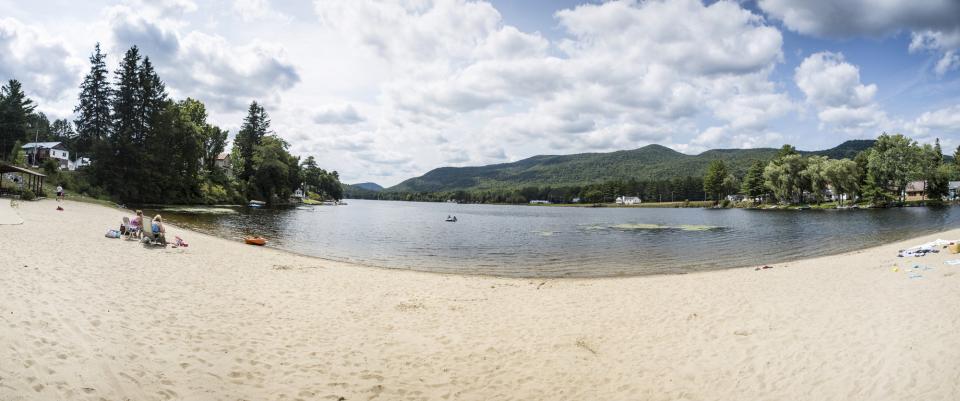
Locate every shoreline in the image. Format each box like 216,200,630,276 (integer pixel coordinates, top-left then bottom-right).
2,199,959,400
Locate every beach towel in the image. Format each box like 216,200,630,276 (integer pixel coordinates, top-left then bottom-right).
104,229,121,238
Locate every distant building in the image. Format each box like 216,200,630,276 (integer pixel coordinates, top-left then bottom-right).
726,194,744,202
615,196,641,205
571,197,581,203
22,142,69,169
215,152,230,170
905,181,926,201
69,157,91,171
529,200,551,205
948,181,960,201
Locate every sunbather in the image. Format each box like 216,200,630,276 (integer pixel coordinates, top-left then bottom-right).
150,215,166,245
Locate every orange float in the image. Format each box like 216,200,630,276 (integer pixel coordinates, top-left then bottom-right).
244,236,267,246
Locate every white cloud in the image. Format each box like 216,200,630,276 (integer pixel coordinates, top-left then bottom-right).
313,105,364,125
309,0,792,169
0,18,83,102
794,52,888,134
232,0,290,23
759,0,960,75
107,4,299,111
913,104,960,132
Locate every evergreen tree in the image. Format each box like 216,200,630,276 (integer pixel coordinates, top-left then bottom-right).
74,43,111,159
703,159,729,202
0,80,36,160
137,56,167,142
234,101,271,182
955,145,960,170
97,46,144,200
27,112,51,142
741,160,767,202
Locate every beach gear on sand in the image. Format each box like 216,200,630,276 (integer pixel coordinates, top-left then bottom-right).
56,206,63,211
173,236,189,248
104,229,121,238
900,239,958,257
245,236,267,246
945,259,960,266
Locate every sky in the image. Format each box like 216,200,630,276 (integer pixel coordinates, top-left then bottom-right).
1,0,959,186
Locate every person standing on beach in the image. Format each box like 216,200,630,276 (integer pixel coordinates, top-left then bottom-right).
56,185,64,202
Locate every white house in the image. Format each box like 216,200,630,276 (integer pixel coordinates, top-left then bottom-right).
22,142,69,169
949,181,960,200
529,200,551,204
616,196,641,205
69,157,91,170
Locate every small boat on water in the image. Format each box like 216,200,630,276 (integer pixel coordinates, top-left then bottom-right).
445,215,458,222
244,236,267,246
248,200,266,208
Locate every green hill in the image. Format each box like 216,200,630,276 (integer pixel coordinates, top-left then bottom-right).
388,140,876,192
351,182,383,191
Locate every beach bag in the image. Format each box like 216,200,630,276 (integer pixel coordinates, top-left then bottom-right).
105,229,120,238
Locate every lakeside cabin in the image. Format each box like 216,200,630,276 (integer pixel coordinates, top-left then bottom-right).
616,196,641,205
20,142,90,171
529,200,551,205
22,142,69,169
951,181,960,201
905,181,926,201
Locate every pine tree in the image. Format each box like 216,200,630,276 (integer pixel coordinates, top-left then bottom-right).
0,80,36,160
703,159,729,203
234,101,271,182
138,56,167,143
99,46,144,200
741,160,766,202
74,43,111,159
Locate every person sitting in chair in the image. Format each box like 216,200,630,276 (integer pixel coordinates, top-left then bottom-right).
151,215,167,245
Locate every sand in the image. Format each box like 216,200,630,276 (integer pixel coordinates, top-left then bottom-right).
1,199,959,401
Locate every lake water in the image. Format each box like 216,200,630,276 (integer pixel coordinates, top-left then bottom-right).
151,200,960,278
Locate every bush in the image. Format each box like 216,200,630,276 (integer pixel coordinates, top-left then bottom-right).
21,188,35,201
719,199,731,208
42,158,60,175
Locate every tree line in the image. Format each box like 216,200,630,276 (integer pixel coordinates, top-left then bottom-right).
1,43,342,204
703,134,960,205
346,176,709,204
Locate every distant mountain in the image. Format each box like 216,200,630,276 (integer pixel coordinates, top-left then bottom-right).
351,182,384,192
387,140,876,192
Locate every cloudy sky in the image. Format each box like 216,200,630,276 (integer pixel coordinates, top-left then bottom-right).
2,0,959,185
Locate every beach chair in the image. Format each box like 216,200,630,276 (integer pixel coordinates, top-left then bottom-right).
141,222,166,246
122,217,141,239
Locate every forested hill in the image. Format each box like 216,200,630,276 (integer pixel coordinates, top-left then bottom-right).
388,140,876,192
351,182,383,191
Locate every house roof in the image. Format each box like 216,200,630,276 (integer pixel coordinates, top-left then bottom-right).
905,181,926,192
22,142,64,149
216,152,229,160
949,181,960,190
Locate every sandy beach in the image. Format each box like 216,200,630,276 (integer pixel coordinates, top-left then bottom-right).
1,199,959,401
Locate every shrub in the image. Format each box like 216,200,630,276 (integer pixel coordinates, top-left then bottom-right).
42,158,60,175
719,199,731,208
21,189,35,201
